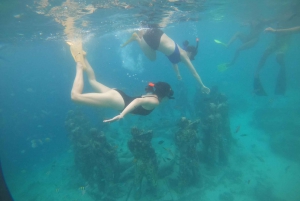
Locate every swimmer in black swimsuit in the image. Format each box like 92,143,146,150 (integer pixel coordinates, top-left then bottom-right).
121,28,210,94
68,43,174,123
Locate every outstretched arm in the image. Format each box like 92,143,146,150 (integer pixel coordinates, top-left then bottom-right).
182,57,210,94
103,97,158,123
265,26,300,34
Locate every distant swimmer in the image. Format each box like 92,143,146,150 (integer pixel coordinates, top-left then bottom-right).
217,18,275,72
68,41,174,123
253,3,300,96
121,28,210,94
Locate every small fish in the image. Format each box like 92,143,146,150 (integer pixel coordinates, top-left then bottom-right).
235,125,241,133
79,186,85,190
166,157,171,161
158,140,164,145
240,134,247,137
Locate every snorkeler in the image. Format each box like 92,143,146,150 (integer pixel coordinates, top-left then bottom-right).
217,18,274,71
68,42,174,123
253,3,300,96
121,28,210,94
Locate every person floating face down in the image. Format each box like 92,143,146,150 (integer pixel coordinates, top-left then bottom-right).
121,28,210,94
69,51,174,123
103,82,175,123
253,3,300,96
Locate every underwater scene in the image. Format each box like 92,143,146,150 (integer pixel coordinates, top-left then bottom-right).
0,0,300,200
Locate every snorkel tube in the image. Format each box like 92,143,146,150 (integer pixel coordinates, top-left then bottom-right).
195,37,199,50
183,38,200,60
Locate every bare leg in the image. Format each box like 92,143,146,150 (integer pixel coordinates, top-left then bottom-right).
67,41,87,68
275,52,286,95
83,58,111,93
226,32,241,47
121,32,140,47
237,38,258,53
122,31,156,61
71,62,85,97
276,52,285,68
253,46,274,96
255,47,274,77
71,62,124,109
229,38,258,66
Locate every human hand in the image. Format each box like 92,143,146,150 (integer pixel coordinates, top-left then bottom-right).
201,86,210,94
103,114,123,123
264,27,276,33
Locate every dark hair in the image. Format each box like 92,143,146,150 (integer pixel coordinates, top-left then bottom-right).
184,40,199,60
145,82,174,100
183,40,189,49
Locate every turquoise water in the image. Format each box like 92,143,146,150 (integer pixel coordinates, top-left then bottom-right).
0,0,300,200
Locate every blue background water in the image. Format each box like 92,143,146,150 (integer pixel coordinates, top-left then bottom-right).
0,0,300,200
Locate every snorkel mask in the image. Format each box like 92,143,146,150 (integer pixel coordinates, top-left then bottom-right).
146,82,174,99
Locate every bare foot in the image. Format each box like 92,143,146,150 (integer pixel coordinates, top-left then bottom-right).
121,32,139,47
67,41,87,69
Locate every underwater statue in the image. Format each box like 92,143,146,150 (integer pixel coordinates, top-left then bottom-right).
65,110,120,199
127,127,158,200
174,117,201,193
195,86,232,167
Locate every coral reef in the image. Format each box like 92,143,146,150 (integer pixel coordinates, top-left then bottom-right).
174,117,201,193
194,86,232,167
65,110,120,199
63,87,235,200
127,127,158,200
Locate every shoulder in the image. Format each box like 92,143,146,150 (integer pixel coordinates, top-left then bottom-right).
140,95,159,104
142,94,158,98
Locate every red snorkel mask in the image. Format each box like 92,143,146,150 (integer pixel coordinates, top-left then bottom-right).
145,82,155,93
148,82,155,87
